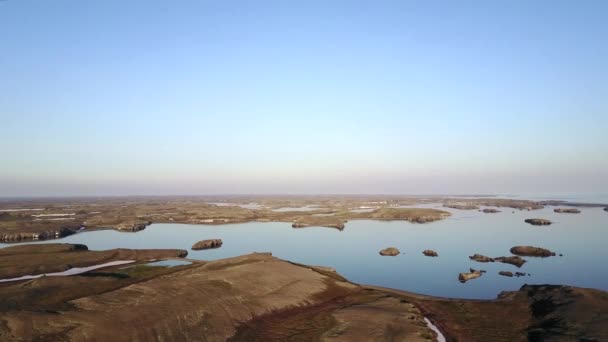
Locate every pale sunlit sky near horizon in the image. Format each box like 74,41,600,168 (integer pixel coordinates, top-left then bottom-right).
1,1,607,196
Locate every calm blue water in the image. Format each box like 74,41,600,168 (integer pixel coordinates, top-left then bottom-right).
2,204,607,299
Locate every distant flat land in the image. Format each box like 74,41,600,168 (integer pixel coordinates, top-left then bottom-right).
0,195,553,243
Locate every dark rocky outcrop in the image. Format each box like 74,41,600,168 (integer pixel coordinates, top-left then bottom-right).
524,218,552,226
192,239,223,250
388,283,608,342
379,247,400,256
510,246,556,257
115,221,151,232
0,227,77,242
515,272,527,277
522,285,608,341
481,208,500,213
469,254,494,263
458,268,486,283
499,271,513,277
495,256,527,267
133,222,150,231
422,249,438,257
553,208,581,214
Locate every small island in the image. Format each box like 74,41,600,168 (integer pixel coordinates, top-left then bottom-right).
443,203,479,210
367,208,451,223
510,246,556,257
192,239,223,250
469,254,494,263
379,247,400,256
525,218,552,226
494,256,527,267
291,216,345,230
422,249,438,257
554,208,581,214
459,268,485,283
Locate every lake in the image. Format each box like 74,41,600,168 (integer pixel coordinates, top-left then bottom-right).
2,204,606,299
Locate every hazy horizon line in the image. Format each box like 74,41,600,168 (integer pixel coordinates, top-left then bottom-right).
1,192,607,199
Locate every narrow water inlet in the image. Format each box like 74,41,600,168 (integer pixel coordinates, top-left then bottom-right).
424,317,446,342
0,260,135,283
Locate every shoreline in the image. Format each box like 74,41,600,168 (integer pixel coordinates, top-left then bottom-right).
1,244,605,341
0,206,453,243
2,194,607,244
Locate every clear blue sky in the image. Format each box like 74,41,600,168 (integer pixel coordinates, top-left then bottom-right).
1,1,607,196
